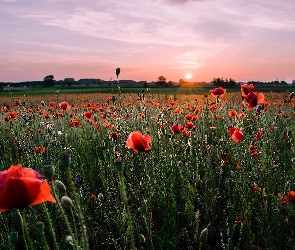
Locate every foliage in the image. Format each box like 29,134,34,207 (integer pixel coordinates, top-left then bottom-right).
63,78,75,87
157,76,167,86
212,77,236,87
43,75,55,88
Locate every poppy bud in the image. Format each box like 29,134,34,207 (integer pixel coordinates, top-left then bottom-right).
42,165,55,180
116,68,120,77
199,227,208,243
139,234,146,243
55,180,66,193
36,221,45,234
114,161,123,173
9,232,18,244
66,235,73,244
60,153,71,170
61,196,74,207
138,206,147,215
97,193,104,200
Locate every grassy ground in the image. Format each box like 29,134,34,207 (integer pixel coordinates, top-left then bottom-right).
1,89,295,249
0,85,294,97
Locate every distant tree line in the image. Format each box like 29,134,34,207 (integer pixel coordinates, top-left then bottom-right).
156,76,173,87
0,75,293,92
212,77,237,87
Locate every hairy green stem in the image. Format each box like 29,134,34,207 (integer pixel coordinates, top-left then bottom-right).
119,172,135,250
51,182,80,250
18,209,34,250
41,203,59,250
67,170,89,250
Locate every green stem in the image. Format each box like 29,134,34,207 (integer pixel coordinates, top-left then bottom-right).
67,170,89,250
70,207,79,241
41,203,59,250
41,233,50,250
0,213,10,247
51,182,80,250
18,209,34,250
141,154,154,250
119,172,135,250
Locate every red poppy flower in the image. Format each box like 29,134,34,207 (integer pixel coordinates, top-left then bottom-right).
35,146,46,154
171,124,183,134
228,109,238,117
69,119,81,127
255,128,264,140
228,127,244,142
59,101,71,111
232,220,245,228
284,191,295,205
9,112,17,119
83,111,92,120
13,101,20,107
0,164,56,212
48,102,55,107
220,154,231,163
182,129,191,137
110,131,119,140
1,106,8,112
185,122,195,129
209,87,226,98
241,84,255,96
184,114,197,121
244,92,265,110
126,131,151,153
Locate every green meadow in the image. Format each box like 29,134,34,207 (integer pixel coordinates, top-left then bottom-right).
0,86,295,249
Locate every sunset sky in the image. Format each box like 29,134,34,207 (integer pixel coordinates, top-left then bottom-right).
1,0,295,83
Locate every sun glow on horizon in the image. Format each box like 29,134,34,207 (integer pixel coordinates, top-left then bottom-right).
185,73,192,80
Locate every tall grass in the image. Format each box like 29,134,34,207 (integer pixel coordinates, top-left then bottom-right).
0,89,295,249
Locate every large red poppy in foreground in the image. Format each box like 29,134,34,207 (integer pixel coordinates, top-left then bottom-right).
0,164,56,212
126,131,151,152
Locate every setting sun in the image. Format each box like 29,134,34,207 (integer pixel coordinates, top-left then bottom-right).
185,73,192,80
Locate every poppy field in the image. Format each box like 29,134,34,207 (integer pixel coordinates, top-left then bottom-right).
0,85,295,249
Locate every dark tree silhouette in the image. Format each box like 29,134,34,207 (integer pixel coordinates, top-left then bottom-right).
212,77,236,87
157,76,166,86
43,75,55,88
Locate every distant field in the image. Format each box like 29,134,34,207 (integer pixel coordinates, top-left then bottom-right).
0,84,294,97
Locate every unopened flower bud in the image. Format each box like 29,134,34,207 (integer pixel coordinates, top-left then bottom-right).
97,193,104,200
60,153,71,170
9,232,18,244
61,196,74,207
36,221,45,234
66,235,73,244
114,161,123,172
199,227,208,243
42,165,55,180
138,206,147,215
139,234,146,243
55,180,66,193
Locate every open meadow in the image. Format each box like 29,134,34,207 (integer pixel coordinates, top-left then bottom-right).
1,85,295,249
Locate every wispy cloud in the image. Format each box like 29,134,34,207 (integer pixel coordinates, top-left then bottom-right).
165,0,206,3
1,0,295,82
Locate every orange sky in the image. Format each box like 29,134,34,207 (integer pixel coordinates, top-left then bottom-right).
1,0,295,83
